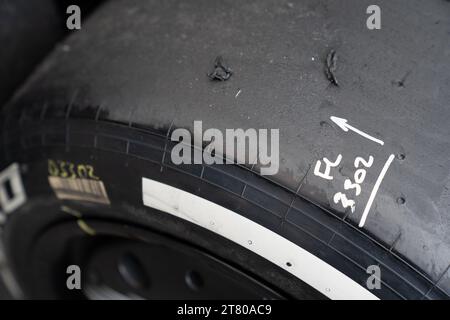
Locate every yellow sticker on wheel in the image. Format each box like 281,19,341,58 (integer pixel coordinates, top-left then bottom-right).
47,160,110,205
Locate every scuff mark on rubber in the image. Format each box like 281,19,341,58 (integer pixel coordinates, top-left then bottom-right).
325,49,339,86
208,56,232,81
392,70,411,88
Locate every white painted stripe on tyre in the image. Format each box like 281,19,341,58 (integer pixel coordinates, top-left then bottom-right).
142,177,379,300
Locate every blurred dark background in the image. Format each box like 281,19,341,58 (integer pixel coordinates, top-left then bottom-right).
0,0,105,108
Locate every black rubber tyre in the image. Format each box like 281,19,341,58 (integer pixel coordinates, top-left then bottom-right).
1,0,449,299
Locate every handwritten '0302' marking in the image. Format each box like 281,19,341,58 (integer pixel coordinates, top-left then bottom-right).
314,154,393,227
314,154,374,215
344,156,374,197
312,116,395,228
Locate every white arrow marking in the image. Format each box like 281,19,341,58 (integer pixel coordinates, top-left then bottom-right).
330,116,384,146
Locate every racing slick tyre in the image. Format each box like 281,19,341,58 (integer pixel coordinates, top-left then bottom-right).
0,0,449,300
